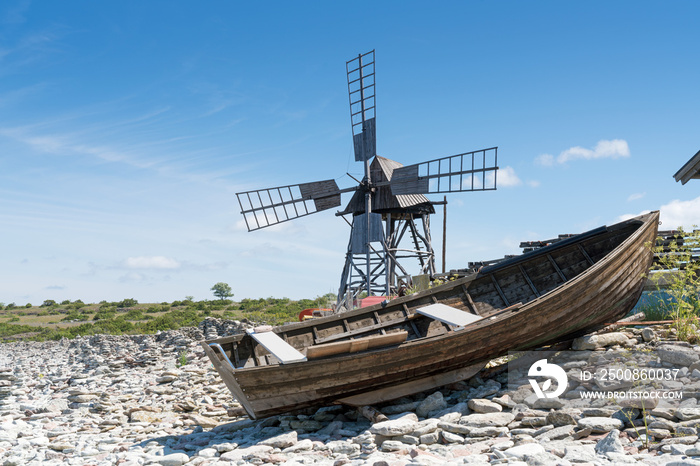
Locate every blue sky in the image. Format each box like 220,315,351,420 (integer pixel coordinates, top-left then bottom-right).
1,1,699,305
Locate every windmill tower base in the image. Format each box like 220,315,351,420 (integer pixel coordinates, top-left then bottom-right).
337,212,436,311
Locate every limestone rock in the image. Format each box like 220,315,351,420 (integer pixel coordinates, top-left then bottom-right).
657,345,700,366
157,453,190,466
416,391,447,418
459,412,514,427
503,443,545,459
370,414,419,436
577,417,624,433
130,410,161,423
468,398,503,413
572,332,631,350
595,429,624,455
260,430,297,448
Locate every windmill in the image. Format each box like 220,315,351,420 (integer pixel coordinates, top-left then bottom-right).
236,50,499,310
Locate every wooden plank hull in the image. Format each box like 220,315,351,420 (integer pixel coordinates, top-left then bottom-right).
202,212,659,419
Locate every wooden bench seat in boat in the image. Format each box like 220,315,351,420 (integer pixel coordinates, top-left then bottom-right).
248,331,307,364
415,303,482,329
306,331,408,360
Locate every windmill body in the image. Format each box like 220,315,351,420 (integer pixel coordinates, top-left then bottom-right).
236,50,499,311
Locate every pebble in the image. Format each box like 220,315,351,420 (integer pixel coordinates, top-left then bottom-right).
1,320,699,465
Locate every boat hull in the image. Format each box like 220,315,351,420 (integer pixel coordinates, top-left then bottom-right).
203,212,659,419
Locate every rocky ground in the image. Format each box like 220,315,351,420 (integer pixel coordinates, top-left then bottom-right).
3,317,700,465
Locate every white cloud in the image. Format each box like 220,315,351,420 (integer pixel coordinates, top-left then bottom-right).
536,139,630,166
124,256,180,269
659,197,700,230
627,192,646,202
617,196,700,230
496,166,522,187
485,166,537,188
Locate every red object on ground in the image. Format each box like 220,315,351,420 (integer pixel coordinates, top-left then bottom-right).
298,308,333,321
360,296,389,308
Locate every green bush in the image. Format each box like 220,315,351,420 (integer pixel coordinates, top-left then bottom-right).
123,309,145,320
61,311,90,322
94,317,134,334
93,310,116,321
117,298,138,308
0,322,36,337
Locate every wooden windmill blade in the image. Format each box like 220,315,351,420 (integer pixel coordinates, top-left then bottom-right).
390,147,499,195
236,180,345,232
347,50,376,162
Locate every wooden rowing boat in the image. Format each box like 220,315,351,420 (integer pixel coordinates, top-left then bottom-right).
202,211,659,419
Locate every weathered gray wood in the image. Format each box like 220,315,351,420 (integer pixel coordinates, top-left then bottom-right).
461,284,481,315
353,117,376,161
674,149,700,185
490,274,510,306
390,164,429,195
577,244,595,266
299,180,342,211
351,213,384,254
337,363,485,407
314,315,416,344
519,265,540,297
547,254,567,282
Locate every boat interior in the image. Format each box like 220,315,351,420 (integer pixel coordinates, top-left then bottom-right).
206,217,645,370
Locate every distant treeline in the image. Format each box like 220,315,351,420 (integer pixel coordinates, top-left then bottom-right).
0,293,336,342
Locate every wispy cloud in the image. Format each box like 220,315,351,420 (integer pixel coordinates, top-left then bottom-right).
627,192,645,202
536,139,630,166
44,285,65,290
0,83,46,107
2,0,31,25
0,28,65,78
124,256,181,269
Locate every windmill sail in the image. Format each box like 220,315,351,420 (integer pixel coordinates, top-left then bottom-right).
234,49,500,308
236,180,342,231
347,50,376,162
391,147,498,195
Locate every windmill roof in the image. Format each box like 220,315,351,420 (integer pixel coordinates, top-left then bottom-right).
338,155,435,216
